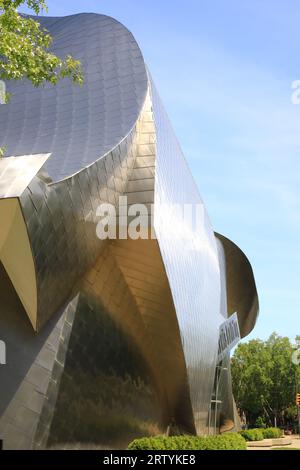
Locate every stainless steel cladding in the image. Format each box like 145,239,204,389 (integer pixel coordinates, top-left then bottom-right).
150,80,224,434
0,13,259,449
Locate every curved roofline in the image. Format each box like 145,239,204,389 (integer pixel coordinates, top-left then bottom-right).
36,12,149,187
4,13,149,183
215,232,259,338
26,12,139,37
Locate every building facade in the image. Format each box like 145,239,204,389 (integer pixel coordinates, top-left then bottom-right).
0,13,258,449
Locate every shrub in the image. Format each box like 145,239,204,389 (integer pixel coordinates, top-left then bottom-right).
255,417,267,429
239,427,282,441
262,427,282,439
239,429,264,441
127,433,247,450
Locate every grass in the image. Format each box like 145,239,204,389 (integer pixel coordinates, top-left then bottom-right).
272,447,300,450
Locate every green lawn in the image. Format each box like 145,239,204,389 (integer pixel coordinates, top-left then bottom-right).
272,447,300,450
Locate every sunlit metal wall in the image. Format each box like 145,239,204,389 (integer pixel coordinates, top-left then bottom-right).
19,126,139,330
150,79,224,434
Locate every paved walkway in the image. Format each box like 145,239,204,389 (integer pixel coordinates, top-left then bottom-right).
247,435,300,450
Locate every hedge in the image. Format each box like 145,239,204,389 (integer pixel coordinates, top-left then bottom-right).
262,427,282,439
239,427,282,441
127,433,247,450
239,429,264,441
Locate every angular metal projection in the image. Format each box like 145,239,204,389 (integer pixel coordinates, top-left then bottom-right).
0,13,259,449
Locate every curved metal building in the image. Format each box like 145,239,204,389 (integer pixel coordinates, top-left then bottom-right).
0,13,259,449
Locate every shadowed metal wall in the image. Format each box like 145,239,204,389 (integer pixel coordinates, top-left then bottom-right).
43,245,165,450
215,233,259,338
0,263,73,449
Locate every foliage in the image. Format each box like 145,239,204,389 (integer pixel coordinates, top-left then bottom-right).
0,1,83,156
127,433,247,450
239,429,264,442
239,427,282,442
284,405,298,426
262,427,282,439
255,416,267,429
0,1,83,88
231,333,300,426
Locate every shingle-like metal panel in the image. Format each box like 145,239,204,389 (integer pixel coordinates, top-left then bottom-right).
0,154,50,198
19,125,138,330
0,13,148,182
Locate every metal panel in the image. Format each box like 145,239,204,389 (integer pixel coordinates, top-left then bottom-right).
150,78,224,434
0,14,148,182
0,263,72,450
215,233,259,337
0,154,50,198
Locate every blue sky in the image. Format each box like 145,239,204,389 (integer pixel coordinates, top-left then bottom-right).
22,1,300,342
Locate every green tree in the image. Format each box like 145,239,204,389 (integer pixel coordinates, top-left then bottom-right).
231,333,300,428
0,0,83,155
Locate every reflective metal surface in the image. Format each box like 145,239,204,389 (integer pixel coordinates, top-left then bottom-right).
0,154,50,198
211,235,259,433
0,13,259,449
150,79,223,434
215,233,259,338
19,123,138,331
0,13,148,182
